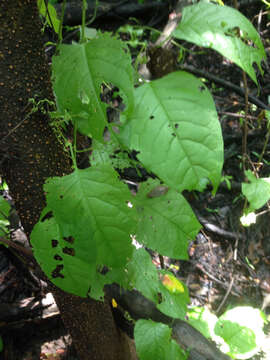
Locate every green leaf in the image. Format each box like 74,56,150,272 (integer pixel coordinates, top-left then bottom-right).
0,336,3,352
37,0,60,33
123,250,189,319
80,27,97,40
0,196,10,219
161,272,186,294
173,2,266,84
119,71,223,193
91,139,131,170
134,179,201,259
90,140,113,166
52,34,134,141
134,320,187,360
186,307,218,339
157,271,189,320
215,306,265,359
242,170,270,212
0,196,10,237
31,165,136,298
126,248,160,303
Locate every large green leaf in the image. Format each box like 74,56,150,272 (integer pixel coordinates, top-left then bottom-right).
31,165,136,297
173,2,266,84
134,180,201,259
134,320,186,360
126,248,160,303
119,71,223,192
52,34,134,141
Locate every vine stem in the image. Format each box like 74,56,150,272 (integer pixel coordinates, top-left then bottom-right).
241,70,249,172
44,0,54,31
86,0,98,26
81,0,87,43
57,0,67,48
258,113,270,163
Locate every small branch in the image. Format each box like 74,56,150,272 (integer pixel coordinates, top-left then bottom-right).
0,236,33,259
196,215,243,241
80,0,87,43
195,263,241,297
216,276,235,314
57,0,67,47
179,64,270,111
258,116,270,163
105,284,231,360
218,111,258,120
241,71,249,171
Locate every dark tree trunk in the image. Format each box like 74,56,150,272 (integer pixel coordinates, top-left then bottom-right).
0,1,133,359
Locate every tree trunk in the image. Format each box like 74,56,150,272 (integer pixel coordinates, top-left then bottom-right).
0,1,133,359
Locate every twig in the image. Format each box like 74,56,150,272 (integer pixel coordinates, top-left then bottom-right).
80,0,87,43
258,118,270,163
44,0,55,31
196,263,226,287
242,70,249,171
0,236,33,259
195,263,241,297
216,276,234,314
105,284,231,360
196,215,243,241
218,111,258,120
57,0,67,48
0,102,32,145
257,9,263,34
179,64,270,111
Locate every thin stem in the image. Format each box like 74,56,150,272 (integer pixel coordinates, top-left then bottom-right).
57,0,67,48
218,111,257,120
86,0,98,26
44,0,54,30
66,121,78,169
258,120,270,163
241,70,249,172
72,121,78,169
81,0,87,43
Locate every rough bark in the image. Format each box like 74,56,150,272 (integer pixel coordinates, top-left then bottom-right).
0,1,132,359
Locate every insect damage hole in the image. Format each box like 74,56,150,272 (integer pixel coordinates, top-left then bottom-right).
51,264,64,279
62,247,75,256
63,236,75,244
51,239,58,248
41,211,53,222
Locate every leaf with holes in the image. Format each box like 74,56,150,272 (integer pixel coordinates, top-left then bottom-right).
119,71,223,193
52,33,134,141
31,164,136,298
173,2,266,84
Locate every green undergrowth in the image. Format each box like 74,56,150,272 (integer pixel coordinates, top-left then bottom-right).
9,1,270,358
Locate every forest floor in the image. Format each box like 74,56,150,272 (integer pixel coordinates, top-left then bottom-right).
0,1,270,359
